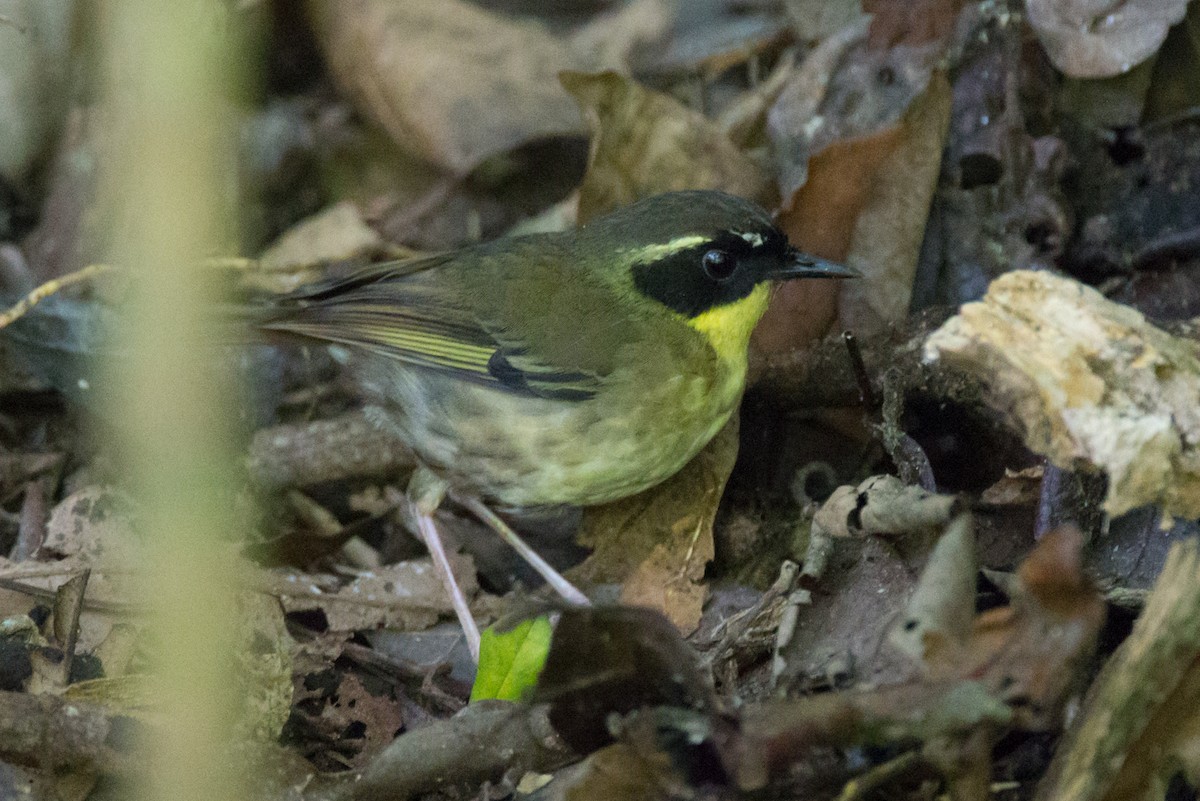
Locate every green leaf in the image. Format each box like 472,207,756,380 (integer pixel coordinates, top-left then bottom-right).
470,615,553,703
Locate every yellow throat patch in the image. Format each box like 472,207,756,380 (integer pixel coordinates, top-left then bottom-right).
685,283,770,368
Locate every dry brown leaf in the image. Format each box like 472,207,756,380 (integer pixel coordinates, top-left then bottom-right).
887,513,977,669
838,72,952,336
924,270,1200,518
864,0,965,49
1026,0,1191,78
252,202,386,294
561,70,773,222
960,526,1104,729
571,418,739,634
980,467,1045,506
753,120,902,353
292,671,404,769
267,556,476,632
308,0,588,174
766,16,872,204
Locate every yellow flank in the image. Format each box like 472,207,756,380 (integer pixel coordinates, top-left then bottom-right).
685,283,770,367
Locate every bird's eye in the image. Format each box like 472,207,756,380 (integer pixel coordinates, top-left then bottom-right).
701,249,736,281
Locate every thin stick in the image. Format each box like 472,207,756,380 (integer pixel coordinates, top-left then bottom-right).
455,494,590,607
0,263,113,329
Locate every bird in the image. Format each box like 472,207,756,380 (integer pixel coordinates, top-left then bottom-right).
263,190,856,658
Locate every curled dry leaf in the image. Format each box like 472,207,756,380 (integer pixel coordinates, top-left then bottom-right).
924,270,1200,518
561,70,773,222
308,0,588,174
1026,0,1190,79
813,474,958,538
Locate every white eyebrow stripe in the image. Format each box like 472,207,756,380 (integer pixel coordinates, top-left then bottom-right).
625,234,709,261
734,230,765,247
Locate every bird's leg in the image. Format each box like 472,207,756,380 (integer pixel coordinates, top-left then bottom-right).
405,468,481,661
452,493,591,607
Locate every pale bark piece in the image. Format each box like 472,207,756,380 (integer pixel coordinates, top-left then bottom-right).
924,270,1200,517
308,0,589,174
1026,0,1191,79
1035,539,1200,801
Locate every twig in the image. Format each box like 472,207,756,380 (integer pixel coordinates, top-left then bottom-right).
55,568,91,685
0,264,113,330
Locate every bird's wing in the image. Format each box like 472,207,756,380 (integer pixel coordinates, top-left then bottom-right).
262,251,612,401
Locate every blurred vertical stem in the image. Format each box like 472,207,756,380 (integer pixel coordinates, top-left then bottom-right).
101,3,246,800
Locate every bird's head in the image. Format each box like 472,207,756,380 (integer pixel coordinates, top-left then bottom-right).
577,191,856,361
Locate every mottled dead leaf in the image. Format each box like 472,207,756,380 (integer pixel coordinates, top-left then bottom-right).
755,0,960,350
754,14,950,352
766,17,872,204
753,123,902,353
1026,0,1190,78
292,671,403,769
561,70,773,222
266,556,476,632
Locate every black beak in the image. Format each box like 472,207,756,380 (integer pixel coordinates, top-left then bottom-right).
770,248,860,280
